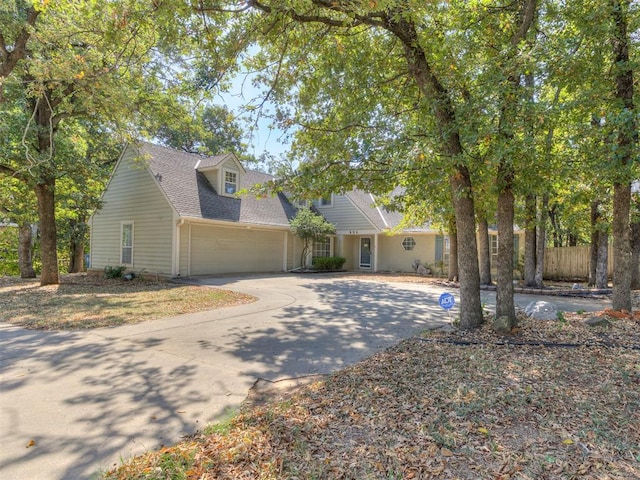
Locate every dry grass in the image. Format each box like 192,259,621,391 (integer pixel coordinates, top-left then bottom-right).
0,274,255,330
103,286,640,480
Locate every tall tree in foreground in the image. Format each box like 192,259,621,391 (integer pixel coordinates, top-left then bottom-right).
609,0,636,311
631,189,640,290
589,198,610,289
489,0,538,327
207,0,487,329
1,0,192,284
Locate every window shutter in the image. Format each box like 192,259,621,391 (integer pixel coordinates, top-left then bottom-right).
513,235,520,266
435,235,443,262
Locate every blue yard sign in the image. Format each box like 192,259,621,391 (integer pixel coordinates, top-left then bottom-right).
439,292,455,310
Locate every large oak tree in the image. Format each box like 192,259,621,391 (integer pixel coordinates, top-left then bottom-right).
0,0,195,284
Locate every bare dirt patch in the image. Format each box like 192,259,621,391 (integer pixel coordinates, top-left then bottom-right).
0,273,255,330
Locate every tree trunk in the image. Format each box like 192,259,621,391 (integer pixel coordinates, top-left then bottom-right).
631,197,640,290
596,230,609,289
612,183,632,310
548,205,562,247
610,0,635,311
18,222,36,278
69,243,84,273
496,162,516,325
450,169,483,329
300,240,310,269
68,229,84,273
493,0,536,328
389,16,482,329
589,200,601,287
27,87,62,286
568,233,578,247
524,194,537,287
477,216,492,285
448,216,458,282
68,218,86,273
35,178,59,285
534,195,548,288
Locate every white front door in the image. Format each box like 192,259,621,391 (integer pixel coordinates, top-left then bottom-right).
360,237,372,269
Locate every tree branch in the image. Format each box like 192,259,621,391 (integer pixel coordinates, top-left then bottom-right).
512,0,538,46
0,6,40,80
246,0,386,29
0,163,19,178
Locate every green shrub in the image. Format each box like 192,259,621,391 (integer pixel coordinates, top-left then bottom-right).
104,265,127,279
312,256,346,271
0,227,19,276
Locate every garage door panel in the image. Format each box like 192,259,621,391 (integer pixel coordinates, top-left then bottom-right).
190,225,284,275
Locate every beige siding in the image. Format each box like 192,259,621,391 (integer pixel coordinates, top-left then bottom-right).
187,224,287,275
336,236,357,270
286,232,304,270
314,195,375,233
377,234,437,272
90,147,175,275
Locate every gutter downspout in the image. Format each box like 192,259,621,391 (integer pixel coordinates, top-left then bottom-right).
374,233,379,272
187,223,192,277
174,218,184,277
283,231,288,272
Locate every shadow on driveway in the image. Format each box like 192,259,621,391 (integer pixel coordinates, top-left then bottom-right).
216,279,450,381
0,326,223,479
1,276,454,479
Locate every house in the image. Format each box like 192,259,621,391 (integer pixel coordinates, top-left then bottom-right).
311,191,522,275
89,143,524,278
307,191,441,272
89,143,302,278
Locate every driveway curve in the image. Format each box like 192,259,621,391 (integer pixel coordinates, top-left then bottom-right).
0,274,610,479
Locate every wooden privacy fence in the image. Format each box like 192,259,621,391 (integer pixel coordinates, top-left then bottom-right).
543,245,614,280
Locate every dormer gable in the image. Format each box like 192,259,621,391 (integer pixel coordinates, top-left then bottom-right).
194,153,245,197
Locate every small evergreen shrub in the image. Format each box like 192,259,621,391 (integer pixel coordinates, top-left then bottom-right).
104,265,127,279
312,256,346,271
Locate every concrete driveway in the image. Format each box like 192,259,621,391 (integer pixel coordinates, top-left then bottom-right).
0,274,610,479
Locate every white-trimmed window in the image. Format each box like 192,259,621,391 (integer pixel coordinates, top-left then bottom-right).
443,235,451,264
491,235,498,256
224,170,238,194
121,222,133,265
402,236,416,251
312,238,331,259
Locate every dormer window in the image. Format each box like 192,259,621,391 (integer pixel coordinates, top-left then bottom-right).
196,154,245,196
224,170,237,194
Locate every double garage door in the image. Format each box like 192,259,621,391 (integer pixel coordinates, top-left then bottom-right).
189,225,285,275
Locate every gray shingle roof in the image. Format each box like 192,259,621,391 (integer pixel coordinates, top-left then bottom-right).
195,153,238,170
138,143,297,227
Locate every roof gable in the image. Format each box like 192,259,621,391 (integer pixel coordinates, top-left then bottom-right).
133,142,297,227
344,190,434,233
195,153,245,174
